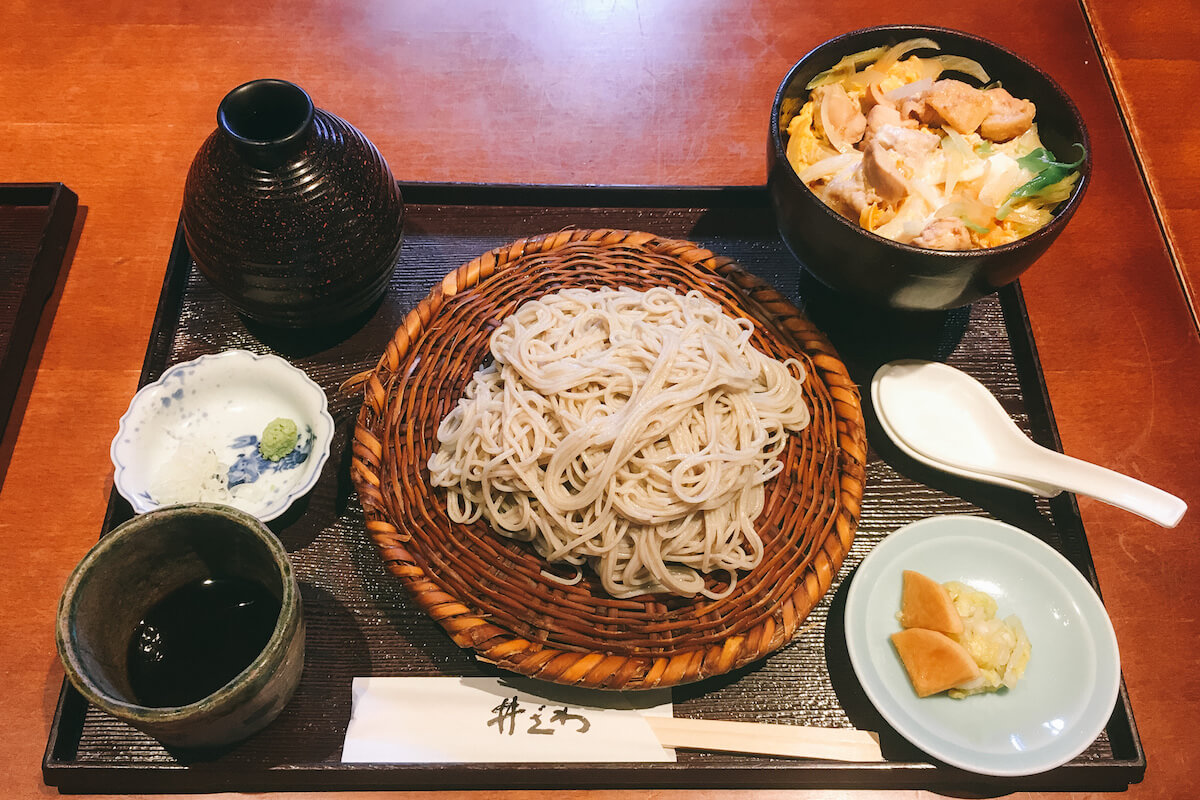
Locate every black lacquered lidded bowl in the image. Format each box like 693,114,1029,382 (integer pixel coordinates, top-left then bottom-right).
182,79,404,329
768,26,1090,311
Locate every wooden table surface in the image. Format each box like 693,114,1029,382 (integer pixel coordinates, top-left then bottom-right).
3,1,1196,798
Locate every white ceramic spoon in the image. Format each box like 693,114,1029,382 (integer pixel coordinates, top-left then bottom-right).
872,373,1062,497
872,360,1187,528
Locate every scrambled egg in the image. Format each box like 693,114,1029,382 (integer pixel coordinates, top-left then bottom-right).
943,581,1032,698
786,103,830,173
872,55,928,96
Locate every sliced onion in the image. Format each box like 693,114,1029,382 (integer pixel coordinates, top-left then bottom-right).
941,127,973,156
978,153,1027,208
871,37,941,76
817,93,852,154
940,127,974,196
843,65,884,92
1034,173,1080,204
908,176,944,213
934,55,991,84
937,195,995,230
799,152,861,183
805,45,889,90
1000,203,1054,236
884,77,932,103
918,57,944,83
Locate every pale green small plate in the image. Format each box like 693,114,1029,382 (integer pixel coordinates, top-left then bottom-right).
844,515,1120,777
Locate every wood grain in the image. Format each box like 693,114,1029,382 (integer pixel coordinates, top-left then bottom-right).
1,0,1196,798
1082,0,1200,328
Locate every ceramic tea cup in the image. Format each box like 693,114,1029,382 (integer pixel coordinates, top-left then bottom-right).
56,503,304,749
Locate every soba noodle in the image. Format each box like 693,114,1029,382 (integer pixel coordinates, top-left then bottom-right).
427,286,811,599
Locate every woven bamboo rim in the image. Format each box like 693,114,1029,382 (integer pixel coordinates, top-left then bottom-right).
350,229,866,689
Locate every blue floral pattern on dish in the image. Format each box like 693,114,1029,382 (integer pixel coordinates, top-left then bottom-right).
110,349,334,522
227,426,315,488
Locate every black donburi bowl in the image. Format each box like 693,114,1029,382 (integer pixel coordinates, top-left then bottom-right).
767,25,1090,311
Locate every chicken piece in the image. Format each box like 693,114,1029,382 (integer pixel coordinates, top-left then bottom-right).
899,96,932,125
900,96,956,132
859,107,938,205
818,164,878,218
866,103,903,130
979,87,1037,142
812,83,867,149
911,217,973,250
861,104,900,149
923,79,992,135
863,102,923,141
862,141,909,205
872,123,940,162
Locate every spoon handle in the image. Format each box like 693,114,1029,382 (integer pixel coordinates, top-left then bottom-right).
1017,447,1187,528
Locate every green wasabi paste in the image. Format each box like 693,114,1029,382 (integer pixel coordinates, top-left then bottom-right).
259,417,299,461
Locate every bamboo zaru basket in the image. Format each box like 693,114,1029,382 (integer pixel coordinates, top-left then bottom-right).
349,229,867,690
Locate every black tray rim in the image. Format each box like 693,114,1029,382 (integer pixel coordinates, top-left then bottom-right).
0,182,79,438
42,182,1145,793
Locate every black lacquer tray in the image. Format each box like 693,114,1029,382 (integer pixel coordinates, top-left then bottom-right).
0,183,77,441
43,184,1144,793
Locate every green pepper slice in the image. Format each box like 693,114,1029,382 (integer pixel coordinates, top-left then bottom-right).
997,145,1086,219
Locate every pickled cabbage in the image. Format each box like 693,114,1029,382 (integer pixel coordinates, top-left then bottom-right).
943,581,1032,698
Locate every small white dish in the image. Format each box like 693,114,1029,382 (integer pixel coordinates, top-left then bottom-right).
111,350,334,522
844,515,1120,777
871,361,1060,497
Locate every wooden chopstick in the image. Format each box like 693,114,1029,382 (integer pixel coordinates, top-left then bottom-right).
646,716,883,762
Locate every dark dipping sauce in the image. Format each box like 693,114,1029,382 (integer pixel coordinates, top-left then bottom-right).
126,577,281,708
